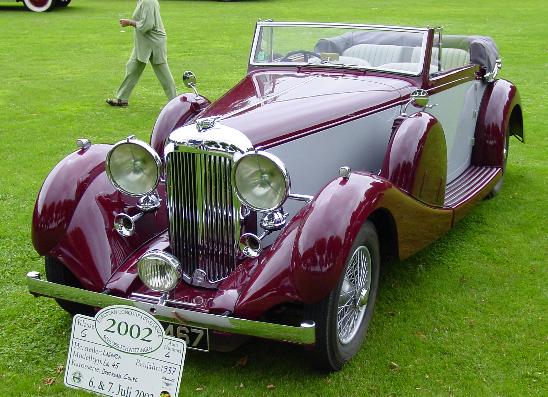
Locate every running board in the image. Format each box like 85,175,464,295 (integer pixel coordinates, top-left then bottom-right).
444,166,501,222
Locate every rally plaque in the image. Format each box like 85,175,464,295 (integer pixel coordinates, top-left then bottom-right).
65,306,186,397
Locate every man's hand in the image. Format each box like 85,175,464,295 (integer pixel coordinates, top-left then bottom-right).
119,19,136,28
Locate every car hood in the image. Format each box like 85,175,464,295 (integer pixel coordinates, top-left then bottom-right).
199,70,413,147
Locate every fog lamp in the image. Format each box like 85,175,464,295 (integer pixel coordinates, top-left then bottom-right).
137,251,181,292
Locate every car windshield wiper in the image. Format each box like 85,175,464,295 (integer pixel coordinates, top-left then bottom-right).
300,60,367,71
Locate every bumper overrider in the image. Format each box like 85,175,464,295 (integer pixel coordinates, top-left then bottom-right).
26,272,315,345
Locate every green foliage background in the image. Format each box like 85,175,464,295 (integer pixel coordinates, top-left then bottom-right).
0,0,546,396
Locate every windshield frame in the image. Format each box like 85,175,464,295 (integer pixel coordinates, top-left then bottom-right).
249,22,431,76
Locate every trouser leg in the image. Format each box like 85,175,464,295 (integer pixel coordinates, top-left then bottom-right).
116,58,147,101
151,62,177,100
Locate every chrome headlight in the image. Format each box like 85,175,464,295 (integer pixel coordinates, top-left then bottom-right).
106,138,161,196
137,251,181,292
232,151,290,211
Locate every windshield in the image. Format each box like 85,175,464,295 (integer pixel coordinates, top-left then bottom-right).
251,23,429,75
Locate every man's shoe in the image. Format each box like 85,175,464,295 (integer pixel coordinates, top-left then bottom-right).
106,98,128,107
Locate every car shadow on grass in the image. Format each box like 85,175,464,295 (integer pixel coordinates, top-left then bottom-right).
185,337,321,376
0,5,28,11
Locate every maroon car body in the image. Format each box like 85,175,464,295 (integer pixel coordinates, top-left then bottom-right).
27,22,523,370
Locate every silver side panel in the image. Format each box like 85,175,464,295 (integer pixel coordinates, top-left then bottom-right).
263,106,399,245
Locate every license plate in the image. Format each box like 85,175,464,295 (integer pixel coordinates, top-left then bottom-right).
162,322,209,352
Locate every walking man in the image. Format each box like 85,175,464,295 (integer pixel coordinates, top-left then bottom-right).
107,0,177,107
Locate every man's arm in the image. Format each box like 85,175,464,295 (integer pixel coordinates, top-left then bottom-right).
119,1,155,32
120,19,137,28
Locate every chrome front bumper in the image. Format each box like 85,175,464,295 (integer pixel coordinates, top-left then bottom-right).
26,272,315,345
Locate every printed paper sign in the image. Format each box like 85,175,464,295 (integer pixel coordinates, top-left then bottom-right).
65,306,186,397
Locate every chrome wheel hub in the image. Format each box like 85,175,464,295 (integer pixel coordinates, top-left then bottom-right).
337,245,372,345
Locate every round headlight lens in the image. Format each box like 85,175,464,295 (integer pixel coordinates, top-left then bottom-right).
233,152,290,211
106,139,161,196
137,251,181,292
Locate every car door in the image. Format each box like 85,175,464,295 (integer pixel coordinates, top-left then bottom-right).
425,47,487,183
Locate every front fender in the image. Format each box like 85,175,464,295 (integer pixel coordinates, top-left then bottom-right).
234,173,453,313
150,93,210,158
32,144,168,291
32,144,112,255
290,174,389,302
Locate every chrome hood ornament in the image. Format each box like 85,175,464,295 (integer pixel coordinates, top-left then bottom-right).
196,116,219,132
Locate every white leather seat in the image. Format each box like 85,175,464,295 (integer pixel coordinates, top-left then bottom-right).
411,47,470,70
342,44,404,67
337,56,371,67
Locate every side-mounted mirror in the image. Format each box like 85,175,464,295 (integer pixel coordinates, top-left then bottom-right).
401,89,436,116
410,89,429,108
183,71,197,88
183,71,200,97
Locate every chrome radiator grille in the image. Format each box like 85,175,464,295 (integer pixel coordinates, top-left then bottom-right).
166,147,240,284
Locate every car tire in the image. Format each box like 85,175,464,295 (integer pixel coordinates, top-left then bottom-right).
23,0,54,12
486,127,510,199
54,0,71,7
45,256,94,316
305,220,380,371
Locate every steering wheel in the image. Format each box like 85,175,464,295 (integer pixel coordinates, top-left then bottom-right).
280,50,322,62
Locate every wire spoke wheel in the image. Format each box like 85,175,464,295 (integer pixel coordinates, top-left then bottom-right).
305,220,380,371
337,246,371,344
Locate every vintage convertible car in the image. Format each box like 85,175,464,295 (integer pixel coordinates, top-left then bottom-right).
7,0,70,12
27,22,523,370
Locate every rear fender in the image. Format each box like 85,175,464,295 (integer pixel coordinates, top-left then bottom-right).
472,79,523,167
380,112,447,207
150,93,210,158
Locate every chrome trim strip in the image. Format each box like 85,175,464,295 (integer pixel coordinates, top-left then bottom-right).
255,21,429,32
26,273,315,345
288,193,313,203
167,123,253,154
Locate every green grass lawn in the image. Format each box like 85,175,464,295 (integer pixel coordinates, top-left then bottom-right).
0,0,546,396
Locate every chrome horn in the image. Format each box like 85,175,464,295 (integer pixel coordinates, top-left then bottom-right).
114,212,144,237
239,233,264,258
